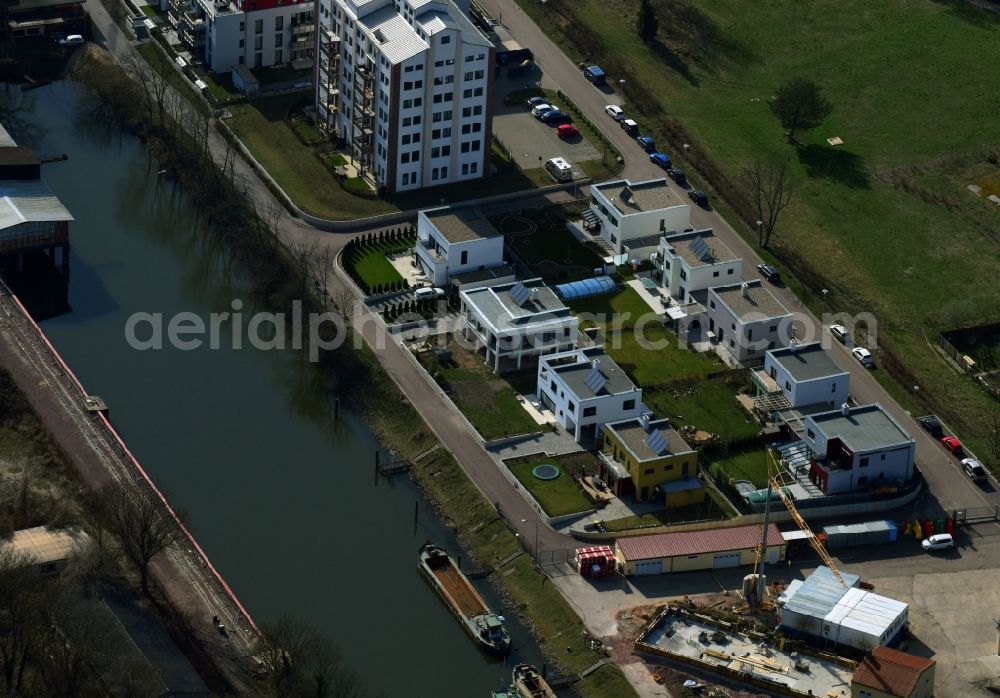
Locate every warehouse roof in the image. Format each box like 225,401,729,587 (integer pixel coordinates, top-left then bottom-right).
0,180,74,231
852,647,934,698
616,523,782,562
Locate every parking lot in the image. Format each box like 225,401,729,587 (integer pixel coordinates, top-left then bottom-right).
492,75,601,178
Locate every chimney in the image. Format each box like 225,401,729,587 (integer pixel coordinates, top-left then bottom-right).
591,358,601,371
841,403,850,417
789,338,799,352
741,282,750,298
641,414,651,432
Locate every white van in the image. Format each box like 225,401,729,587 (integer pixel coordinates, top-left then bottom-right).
544,157,573,183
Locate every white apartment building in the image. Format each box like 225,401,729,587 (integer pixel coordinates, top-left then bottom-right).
536,347,643,443
414,206,506,286
169,0,315,74
460,278,578,372
588,178,690,261
706,280,793,363
655,229,742,303
316,0,495,193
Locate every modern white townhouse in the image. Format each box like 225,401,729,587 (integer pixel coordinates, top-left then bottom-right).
535,347,643,443
588,178,690,261
706,280,793,363
802,403,916,495
655,229,742,303
415,206,511,287
460,278,578,372
315,0,495,193
169,0,315,73
758,342,850,409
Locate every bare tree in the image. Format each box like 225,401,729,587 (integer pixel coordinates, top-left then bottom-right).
742,159,793,247
0,544,51,692
989,409,1000,461
332,284,356,328
98,481,182,596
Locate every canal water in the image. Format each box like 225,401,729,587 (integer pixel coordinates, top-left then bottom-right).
12,80,542,695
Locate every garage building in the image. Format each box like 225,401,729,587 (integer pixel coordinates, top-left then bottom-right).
615,523,785,576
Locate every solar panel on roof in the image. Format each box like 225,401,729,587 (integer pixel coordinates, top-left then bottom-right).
508,281,531,306
645,429,668,455
583,367,608,394
688,235,711,261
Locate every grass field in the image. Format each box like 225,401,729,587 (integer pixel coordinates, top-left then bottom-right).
351,247,404,288
498,206,605,282
507,455,595,517
516,0,1000,467
643,377,759,440
706,448,770,489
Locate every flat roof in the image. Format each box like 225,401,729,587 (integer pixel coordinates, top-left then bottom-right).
594,178,683,215
0,180,74,231
7,526,90,565
425,207,501,243
662,229,738,266
462,278,573,331
548,347,636,398
767,342,846,382
617,523,782,562
712,280,789,320
781,565,861,620
808,404,914,452
451,263,516,286
605,416,692,462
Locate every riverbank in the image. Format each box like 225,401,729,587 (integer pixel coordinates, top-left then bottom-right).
68,39,635,697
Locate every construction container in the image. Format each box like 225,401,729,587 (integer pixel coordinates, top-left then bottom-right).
574,546,616,578
821,520,897,549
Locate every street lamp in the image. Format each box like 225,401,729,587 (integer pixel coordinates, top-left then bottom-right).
682,143,690,160
619,79,626,109
521,518,538,558
821,288,829,319
756,220,763,244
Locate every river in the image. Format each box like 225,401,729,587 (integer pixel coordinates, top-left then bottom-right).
9,80,542,696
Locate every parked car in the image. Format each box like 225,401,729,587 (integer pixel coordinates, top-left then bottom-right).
941,435,963,455
414,287,445,300
605,104,625,120
58,34,84,46
557,124,580,139
636,135,656,152
583,65,606,85
667,167,686,184
757,263,780,283
649,152,671,169
922,533,954,552
620,119,639,136
962,458,988,482
540,109,570,124
531,103,555,117
917,415,944,439
852,347,874,368
830,324,849,344
527,96,549,109
688,190,709,207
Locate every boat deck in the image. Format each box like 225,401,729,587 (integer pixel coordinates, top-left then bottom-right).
431,560,487,618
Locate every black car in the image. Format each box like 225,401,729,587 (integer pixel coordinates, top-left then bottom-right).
540,109,570,124
668,167,686,184
688,189,708,207
757,263,780,282
918,416,944,439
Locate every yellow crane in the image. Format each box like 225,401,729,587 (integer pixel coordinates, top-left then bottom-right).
749,448,846,605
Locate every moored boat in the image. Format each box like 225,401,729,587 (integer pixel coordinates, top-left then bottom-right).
512,663,556,698
418,543,512,655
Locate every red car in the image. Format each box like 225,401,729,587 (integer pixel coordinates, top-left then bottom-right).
557,124,580,139
941,436,963,454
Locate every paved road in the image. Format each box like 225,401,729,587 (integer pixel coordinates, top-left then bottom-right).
480,0,998,514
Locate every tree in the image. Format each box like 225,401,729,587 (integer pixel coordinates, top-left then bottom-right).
989,409,1000,461
98,481,182,596
257,617,370,697
0,544,51,692
742,159,793,247
637,0,659,44
769,77,832,144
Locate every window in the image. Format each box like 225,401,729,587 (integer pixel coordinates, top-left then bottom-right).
431,167,439,180
401,153,410,164
239,21,245,31
473,105,482,115
583,406,596,417
623,399,636,410
860,457,869,467
461,141,470,153
463,88,472,99
412,115,421,125
434,93,443,104
831,383,837,393
440,34,451,44
680,269,687,280
747,329,753,341
550,380,556,391
441,145,450,156
275,16,283,30
441,166,448,177
274,48,282,62
404,81,413,90
432,129,441,139
255,19,263,33
473,122,481,132
460,251,468,264
403,99,413,108
709,301,716,310
404,65,414,72
254,36,263,50
414,80,422,88
274,32,283,46
785,381,791,391
644,468,655,475
568,402,575,413
411,150,420,162
239,38,244,47
402,117,412,127
465,55,475,62
880,453,886,461
663,464,673,471
414,97,422,106
471,162,478,174
472,140,480,151
806,429,815,439
402,173,410,185
402,135,411,145
412,133,420,143
728,268,735,274
431,147,440,158
713,270,719,277
464,71,473,81
474,70,484,79
462,123,471,134
461,163,469,175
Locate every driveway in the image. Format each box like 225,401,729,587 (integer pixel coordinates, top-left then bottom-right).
479,0,999,513
492,72,600,175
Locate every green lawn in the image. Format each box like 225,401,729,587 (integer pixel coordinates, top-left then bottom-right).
140,5,159,17
418,344,540,439
514,0,1000,468
706,448,771,489
226,95,397,220
643,377,759,440
197,70,242,102
603,497,726,532
292,118,325,143
507,455,595,517
497,206,605,282
351,247,403,288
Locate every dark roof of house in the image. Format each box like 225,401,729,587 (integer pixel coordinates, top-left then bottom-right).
852,646,934,698
617,523,782,562
0,147,41,168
